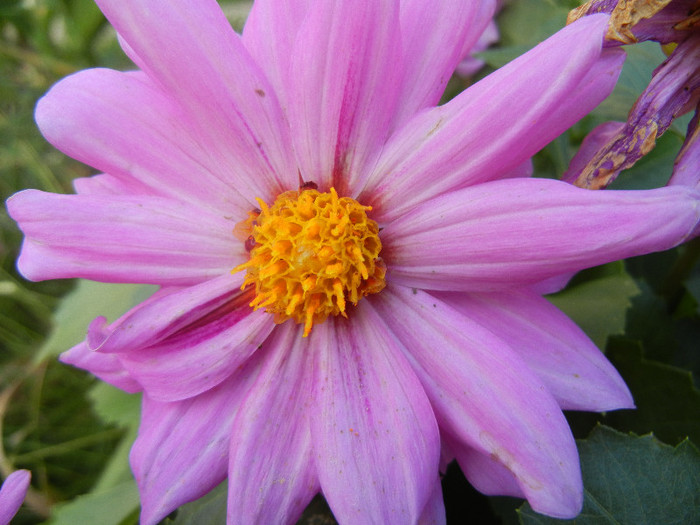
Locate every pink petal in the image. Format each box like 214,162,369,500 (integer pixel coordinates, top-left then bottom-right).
120,305,274,402
7,190,240,286
373,285,583,518
362,14,623,221
503,158,534,180
227,323,319,524
435,290,634,411
0,470,31,525
530,272,576,295
447,440,525,499
95,0,297,202
72,172,155,196
669,107,700,190
383,178,700,291
310,308,440,524
131,352,264,525
35,68,252,214
286,1,402,195
60,338,142,393
455,20,500,78
241,0,312,113
87,273,242,355
417,478,447,525
391,0,497,128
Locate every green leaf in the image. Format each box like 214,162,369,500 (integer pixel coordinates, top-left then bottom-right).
86,376,142,492
92,426,139,494
88,381,141,428
477,45,532,69
36,280,157,362
623,281,678,363
604,337,700,445
548,265,640,350
518,425,700,524
87,382,141,491
497,0,571,49
47,480,140,525
165,482,228,525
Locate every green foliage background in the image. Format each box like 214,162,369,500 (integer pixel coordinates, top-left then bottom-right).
1,0,698,523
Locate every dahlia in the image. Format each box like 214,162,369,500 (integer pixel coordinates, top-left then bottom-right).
7,1,700,523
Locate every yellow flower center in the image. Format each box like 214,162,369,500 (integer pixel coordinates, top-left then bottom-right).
233,187,386,336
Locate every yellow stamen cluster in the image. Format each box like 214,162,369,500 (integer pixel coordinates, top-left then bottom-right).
233,187,385,336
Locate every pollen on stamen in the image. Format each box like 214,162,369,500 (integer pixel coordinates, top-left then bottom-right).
232,186,386,337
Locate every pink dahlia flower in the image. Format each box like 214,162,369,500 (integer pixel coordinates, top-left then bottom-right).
0,470,31,525
7,1,700,523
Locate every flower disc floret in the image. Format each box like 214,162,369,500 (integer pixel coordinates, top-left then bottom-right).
234,187,386,336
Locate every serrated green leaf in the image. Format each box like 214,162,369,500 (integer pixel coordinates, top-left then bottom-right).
36,280,156,362
88,382,141,428
548,268,640,350
604,337,700,444
92,427,138,494
47,480,140,525
518,425,700,524
165,482,228,525
86,382,141,492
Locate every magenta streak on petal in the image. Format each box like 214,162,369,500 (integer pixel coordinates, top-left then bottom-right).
310,307,440,524
227,323,319,525
286,1,402,196
120,304,275,403
84,281,277,402
88,273,245,355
